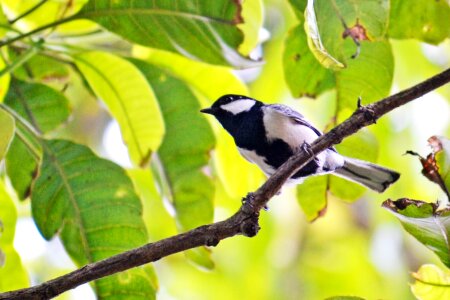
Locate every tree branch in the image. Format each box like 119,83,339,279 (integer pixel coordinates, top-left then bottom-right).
1,68,449,300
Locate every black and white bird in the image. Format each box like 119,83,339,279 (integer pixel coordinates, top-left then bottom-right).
201,94,400,192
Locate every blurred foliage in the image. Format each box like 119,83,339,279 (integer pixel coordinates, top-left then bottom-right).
0,0,448,300
0,107,13,161
0,180,28,292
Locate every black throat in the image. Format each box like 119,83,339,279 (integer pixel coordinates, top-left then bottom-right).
216,106,266,149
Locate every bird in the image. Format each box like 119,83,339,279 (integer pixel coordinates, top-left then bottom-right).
200,94,400,192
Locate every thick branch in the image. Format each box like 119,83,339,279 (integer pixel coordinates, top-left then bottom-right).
1,68,449,300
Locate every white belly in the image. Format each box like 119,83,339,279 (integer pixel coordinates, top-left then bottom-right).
237,147,276,176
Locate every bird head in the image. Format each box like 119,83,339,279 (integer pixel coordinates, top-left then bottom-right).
200,95,261,134
200,94,260,116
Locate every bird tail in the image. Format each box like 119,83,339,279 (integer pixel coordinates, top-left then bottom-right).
333,157,400,193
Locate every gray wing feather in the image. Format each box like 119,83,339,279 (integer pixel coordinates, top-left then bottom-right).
266,104,323,137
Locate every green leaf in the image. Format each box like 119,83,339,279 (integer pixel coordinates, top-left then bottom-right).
32,139,156,299
78,0,255,67
411,264,450,300
0,108,14,162
283,24,335,98
5,138,37,200
388,0,450,45
304,0,344,69
4,79,69,199
11,54,70,83
335,41,394,113
74,51,165,167
5,79,70,132
383,198,450,267
288,0,307,21
305,0,389,70
297,175,328,222
131,60,215,269
0,180,29,292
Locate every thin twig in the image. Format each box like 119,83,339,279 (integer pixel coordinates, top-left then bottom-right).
0,68,449,300
0,40,43,78
0,15,76,48
9,0,49,25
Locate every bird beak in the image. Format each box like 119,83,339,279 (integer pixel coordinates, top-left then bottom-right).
200,107,215,115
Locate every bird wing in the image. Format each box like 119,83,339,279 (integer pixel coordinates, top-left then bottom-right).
266,104,323,137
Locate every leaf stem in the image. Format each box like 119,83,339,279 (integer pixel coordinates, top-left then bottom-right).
0,15,77,48
0,40,43,78
413,275,450,288
0,104,42,159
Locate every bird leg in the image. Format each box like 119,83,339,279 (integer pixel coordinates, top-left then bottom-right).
301,141,314,157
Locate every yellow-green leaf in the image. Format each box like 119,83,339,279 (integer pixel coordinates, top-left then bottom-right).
74,51,165,167
297,175,328,222
411,264,450,300
133,46,250,101
0,57,10,102
238,0,264,56
0,108,14,162
0,180,29,292
2,0,92,33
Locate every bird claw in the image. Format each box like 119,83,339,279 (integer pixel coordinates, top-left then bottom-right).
241,192,255,204
301,141,314,157
241,192,258,214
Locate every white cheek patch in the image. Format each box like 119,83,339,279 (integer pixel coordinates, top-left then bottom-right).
220,99,256,115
